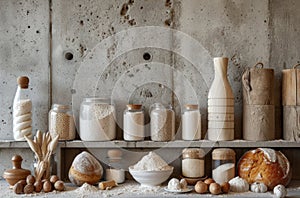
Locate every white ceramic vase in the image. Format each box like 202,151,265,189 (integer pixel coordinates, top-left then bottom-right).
208,57,234,141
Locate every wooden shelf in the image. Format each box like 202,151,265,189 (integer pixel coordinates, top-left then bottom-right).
2,140,298,149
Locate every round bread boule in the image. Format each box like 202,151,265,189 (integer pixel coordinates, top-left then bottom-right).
68,151,103,186
238,148,291,190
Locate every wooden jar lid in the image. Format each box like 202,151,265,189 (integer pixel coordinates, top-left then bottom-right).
185,104,199,110
212,148,235,160
17,76,29,89
126,104,142,110
182,148,205,159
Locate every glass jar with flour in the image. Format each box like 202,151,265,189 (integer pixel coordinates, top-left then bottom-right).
182,148,205,178
212,148,236,184
79,97,116,141
182,104,201,140
150,103,175,141
123,104,144,141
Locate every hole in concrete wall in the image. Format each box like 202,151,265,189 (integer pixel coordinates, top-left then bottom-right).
143,52,151,61
65,52,74,60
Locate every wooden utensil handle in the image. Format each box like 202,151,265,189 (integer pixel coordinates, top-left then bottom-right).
99,180,117,190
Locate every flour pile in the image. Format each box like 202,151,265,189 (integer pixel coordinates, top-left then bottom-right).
131,152,172,171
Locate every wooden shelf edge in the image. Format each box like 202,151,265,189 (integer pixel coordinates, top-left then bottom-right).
0,140,299,149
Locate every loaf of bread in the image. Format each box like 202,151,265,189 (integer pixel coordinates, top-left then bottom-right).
69,151,103,186
238,148,291,190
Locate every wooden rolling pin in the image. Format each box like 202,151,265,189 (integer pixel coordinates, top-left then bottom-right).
99,180,117,190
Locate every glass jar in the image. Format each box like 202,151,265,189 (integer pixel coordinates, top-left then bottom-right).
105,149,125,184
13,76,32,141
49,104,75,140
212,148,236,184
79,97,116,141
182,104,201,140
32,153,57,180
123,104,144,141
182,148,205,178
150,103,175,141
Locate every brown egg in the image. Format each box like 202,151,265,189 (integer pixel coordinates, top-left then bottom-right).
221,182,230,193
54,180,65,191
204,178,215,186
209,183,222,195
17,180,27,186
195,181,208,194
26,175,35,185
13,182,23,194
24,184,34,194
50,175,59,184
34,181,43,193
43,180,52,193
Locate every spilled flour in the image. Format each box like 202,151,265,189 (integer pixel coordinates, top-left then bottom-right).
75,183,98,193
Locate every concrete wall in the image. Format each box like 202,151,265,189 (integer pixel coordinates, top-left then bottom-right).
0,0,300,179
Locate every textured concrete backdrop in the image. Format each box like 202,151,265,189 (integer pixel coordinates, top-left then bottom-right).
0,0,300,179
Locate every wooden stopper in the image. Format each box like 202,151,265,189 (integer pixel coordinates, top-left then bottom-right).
17,76,29,89
99,180,117,190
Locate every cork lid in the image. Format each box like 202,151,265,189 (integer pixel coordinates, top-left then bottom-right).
17,76,29,89
185,104,199,110
212,148,235,160
182,148,205,159
126,104,142,110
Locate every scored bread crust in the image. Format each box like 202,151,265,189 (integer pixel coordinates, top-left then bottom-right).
69,165,101,186
238,148,291,190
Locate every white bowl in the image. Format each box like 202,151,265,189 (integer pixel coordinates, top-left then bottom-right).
129,166,174,186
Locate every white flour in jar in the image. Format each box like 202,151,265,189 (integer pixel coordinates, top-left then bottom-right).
182,158,204,178
182,110,201,140
212,163,235,184
150,109,175,141
13,99,32,140
80,103,116,141
131,152,171,171
106,168,125,184
123,111,144,141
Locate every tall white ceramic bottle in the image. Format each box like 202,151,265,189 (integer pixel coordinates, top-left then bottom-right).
207,57,234,141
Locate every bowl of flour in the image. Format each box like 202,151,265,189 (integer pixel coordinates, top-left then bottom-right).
129,152,173,186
